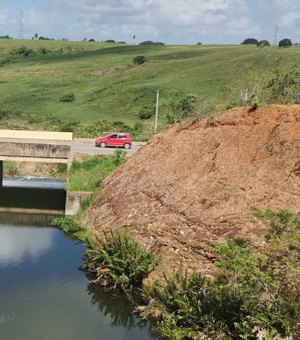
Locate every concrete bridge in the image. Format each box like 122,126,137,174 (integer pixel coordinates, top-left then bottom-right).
0,130,90,216
0,130,73,187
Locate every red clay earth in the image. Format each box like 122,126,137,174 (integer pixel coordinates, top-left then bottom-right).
85,105,300,275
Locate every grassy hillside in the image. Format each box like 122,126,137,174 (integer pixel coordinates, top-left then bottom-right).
0,39,299,137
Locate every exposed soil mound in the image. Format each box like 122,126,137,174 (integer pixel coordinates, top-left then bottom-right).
85,105,300,274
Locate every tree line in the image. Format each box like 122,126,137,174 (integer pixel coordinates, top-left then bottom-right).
242,37,294,47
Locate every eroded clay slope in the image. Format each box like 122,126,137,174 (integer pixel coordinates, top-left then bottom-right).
85,105,300,274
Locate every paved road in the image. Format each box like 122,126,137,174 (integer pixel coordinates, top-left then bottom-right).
71,139,145,156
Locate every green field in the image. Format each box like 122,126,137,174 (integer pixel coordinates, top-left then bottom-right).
0,39,299,137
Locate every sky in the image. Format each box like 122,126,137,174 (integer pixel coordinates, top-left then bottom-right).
0,0,299,45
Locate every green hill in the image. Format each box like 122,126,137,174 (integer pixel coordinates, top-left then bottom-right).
0,39,299,138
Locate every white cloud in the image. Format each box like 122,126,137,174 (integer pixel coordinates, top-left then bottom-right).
0,226,53,266
0,0,299,43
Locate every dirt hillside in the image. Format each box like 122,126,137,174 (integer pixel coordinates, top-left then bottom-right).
85,105,300,274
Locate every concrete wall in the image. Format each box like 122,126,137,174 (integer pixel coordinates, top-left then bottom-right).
0,187,66,211
0,141,71,161
0,130,73,141
65,191,92,216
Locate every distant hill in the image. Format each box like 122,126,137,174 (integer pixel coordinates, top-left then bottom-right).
0,39,299,137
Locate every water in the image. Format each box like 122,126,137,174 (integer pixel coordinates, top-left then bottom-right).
0,180,155,340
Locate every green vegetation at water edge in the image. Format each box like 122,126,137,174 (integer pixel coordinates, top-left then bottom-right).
81,229,159,291
67,150,126,192
140,210,300,339
1,39,300,137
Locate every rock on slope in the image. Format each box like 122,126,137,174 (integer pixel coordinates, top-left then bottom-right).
85,105,300,274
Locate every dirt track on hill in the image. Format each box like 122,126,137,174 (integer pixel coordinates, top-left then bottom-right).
85,105,300,275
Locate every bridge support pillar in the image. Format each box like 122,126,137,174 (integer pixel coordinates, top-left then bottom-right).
0,161,3,187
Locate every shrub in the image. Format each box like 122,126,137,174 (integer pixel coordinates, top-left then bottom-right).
241,38,258,45
9,46,36,57
50,217,82,233
3,161,17,176
140,211,300,339
112,149,127,166
249,97,260,111
226,100,238,110
167,93,197,123
279,38,292,48
37,47,51,55
267,68,300,104
59,92,75,102
133,55,147,65
139,41,165,46
257,40,270,48
138,104,154,120
67,154,121,191
81,230,158,291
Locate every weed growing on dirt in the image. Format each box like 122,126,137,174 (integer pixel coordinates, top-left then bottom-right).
81,229,158,291
3,160,18,176
67,152,124,191
139,211,300,339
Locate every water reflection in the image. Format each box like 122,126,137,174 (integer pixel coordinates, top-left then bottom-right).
0,225,53,268
0,212,58,226
0,213,156,340
87,282,149,330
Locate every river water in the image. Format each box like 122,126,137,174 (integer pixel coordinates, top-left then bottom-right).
0,179,155,340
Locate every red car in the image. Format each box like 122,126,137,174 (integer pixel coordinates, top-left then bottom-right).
95,133,132,149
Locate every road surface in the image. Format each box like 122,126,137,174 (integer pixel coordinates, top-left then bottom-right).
71,139,145,156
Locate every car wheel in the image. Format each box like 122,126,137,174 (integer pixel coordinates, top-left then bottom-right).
123,143,131,149
100,142,106,148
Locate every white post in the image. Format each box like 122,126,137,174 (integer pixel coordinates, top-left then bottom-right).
154,90,159,134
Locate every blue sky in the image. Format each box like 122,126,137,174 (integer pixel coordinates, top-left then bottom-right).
0,0,299,44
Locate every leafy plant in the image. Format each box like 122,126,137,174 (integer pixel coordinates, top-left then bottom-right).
50,217,82,233
3,160,17,176
249,97,260,111
140,211,300,339
133,55,147,65
59,92,75,102
226,100,238,110
267,68,300,104
81,229,158,291
9,46,36,57
67,154,118,191
112,149,127,166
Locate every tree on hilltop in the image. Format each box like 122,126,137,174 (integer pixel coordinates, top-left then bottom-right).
241,38,258,45
279,38,292,48
257,40,270,48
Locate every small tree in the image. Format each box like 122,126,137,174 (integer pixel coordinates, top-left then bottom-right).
279,38,292,48
241,38,258,45
60,92,75,102
133,55,147,65
257,40,270,48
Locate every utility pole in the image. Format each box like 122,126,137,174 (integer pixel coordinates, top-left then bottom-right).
154,90,159,134
19,11,24,39
274,25,279,46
